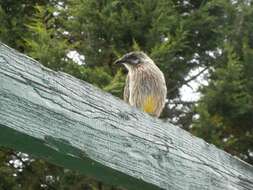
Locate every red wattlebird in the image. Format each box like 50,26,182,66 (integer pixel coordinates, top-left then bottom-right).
115,52,167,117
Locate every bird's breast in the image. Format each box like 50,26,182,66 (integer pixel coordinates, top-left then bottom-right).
128,68,166,116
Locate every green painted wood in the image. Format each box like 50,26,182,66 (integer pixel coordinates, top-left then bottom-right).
0,125,160,190
0,42,253,190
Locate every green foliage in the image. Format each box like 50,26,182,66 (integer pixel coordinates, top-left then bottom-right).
192,3,253,164
23,4,118,91
192,35,253,163
103,69,126,98
0,148,125,190
25,5,71,71
0,150,18,190
0,0,58,51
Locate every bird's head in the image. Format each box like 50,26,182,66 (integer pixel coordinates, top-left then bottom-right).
114,51,151,70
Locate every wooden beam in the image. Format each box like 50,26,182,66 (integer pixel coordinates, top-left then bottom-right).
0,42,253,190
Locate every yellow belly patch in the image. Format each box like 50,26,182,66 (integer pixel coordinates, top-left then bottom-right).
143,96,156,114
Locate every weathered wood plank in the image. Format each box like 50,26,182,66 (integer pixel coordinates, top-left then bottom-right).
0,42,253,190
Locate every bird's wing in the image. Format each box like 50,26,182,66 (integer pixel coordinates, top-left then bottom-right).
123,75,130,103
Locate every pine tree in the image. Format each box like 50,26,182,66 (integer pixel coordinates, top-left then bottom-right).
192,2,253,164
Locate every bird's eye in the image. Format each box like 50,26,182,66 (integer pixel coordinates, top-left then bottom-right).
131,58,140,64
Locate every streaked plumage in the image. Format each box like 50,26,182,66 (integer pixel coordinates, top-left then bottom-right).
115,52,167,117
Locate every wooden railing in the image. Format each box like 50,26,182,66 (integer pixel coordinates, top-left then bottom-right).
0,43,252,190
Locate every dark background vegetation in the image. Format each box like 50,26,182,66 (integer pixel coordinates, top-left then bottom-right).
0,0,252,189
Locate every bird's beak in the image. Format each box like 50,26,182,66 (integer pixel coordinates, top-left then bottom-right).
114,57,124,65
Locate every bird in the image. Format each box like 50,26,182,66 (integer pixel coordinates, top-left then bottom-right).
115,51,167,117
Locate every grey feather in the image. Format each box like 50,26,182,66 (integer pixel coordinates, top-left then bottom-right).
117,51,167,117
123,75,130,103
